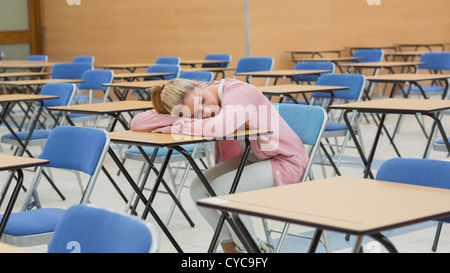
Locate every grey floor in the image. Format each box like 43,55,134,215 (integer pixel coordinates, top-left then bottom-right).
0,96,449,254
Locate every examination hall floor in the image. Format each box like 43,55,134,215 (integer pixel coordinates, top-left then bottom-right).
0,101,449,254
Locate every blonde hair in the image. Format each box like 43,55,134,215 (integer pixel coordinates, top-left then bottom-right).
151,79,197,114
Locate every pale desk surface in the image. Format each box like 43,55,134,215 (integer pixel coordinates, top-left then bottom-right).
385,51,427,57
0,154,49,171
0,242,28,253
366,73,450,83
285,49,343,54
257,84,349,95
181,67,236,72
444,158,450,161
103,80,168,90
96,63,153,69
109,129,271,148
0,78,83,86
0,72,51,78
48,100,153,115
180,59,228,65
0,60,56,69
0,94,58,103
113,72,174,80
297,57,366,62
330,98,450,114
340,61,424,68
236,69,330,77
198,176,450,235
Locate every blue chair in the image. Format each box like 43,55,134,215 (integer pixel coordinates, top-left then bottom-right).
179,70,214,82
73,56,95,64
47,204,159,253
0,126,110,248
234,57,274,84
28,55,48,62
202,54,232,68
51,62,93,80
155,56,180,65
376,158,450,252
262,104,329,252
404,52,450,99
1,83,76,149
74,69,115,104
132,64,181,100
352,49,384,63
291,61,335,85
0,51,4,60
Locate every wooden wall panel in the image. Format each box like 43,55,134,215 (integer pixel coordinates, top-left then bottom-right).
43,0,450,74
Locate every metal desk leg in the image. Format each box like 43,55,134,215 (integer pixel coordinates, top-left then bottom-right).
231,212,262,253
308,229,324,253
369,233,398,253
0,169,24,239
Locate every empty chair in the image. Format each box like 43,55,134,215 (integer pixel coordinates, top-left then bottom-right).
28,55,48,62
202,54,232,68
234,57,274,84
1,83,76,149
291,61,335,85
51,62,93,80
73,56,95,64
179,70,214,83
404,52,450,99
74,69,115,104
0,126,110,248
155,56,180,65
352,49,384,63
47,204,159,253
376,158,450,252
262,103,329,253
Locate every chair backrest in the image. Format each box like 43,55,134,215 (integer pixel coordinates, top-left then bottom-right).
292,61,335,83
51,63,93,79
376,158,450,190
273,103,327,181
39,83,76,108
418,52,450,71
179,71,214,82
73,56,95,64
155,56,180,65
28,55,48,62
79,69,114,91
47,204,159,253
235,57,274,74
145,64,180,80
202,54,232,68
352,49,384,63
313,73,366,101
40,126,109,177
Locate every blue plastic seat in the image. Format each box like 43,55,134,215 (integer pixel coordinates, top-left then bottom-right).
27,55,48,62
47,204,159,253
352,49,384,63
73,55,95,64
51,62,93,80
145,64,180,80
291,61,335,84
234,57,274,84
0,126,110,248
404,52,450,99
202,54,231,68
155,56,180,65
433,137,450,152
179,70,214,82
376,158,450,252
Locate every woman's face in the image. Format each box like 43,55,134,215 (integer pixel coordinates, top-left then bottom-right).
182,84,220,118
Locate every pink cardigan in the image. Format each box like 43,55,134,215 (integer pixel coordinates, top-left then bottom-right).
130,79,309,186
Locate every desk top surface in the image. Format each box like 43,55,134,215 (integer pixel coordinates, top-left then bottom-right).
104,80,168,89
330,98,450,113
366,73,450,82
0,154,49,171
340,61,424,68
0,78,83,86
113,72,174,79
48,100,153,114
197,176,450,235
297,57,366,62
96,63,153,69
0,72,52,78
257,84,349,94
109,129,272,147
0,60,56,68
236,69,330,77
180,59,228,65
0,242,28,253
0,94,58,103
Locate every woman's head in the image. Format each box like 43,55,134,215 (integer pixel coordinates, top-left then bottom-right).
151,78,220,118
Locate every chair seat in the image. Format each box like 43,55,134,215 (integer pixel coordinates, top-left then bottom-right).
405,86,445,93
2,129,52,141
325,122,348,131
435,138,450,145
126,144,196,157
2,208,65,236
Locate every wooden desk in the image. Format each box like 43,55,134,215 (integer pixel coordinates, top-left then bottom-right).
0,155,49,239
0,72,51,81
108,129,272,253
345,45,398,55
330,98,450,178
385,51,426,62
395,43,450,52
113,72,174,82
284,49,343,61
236,69,331,84
257,84,349,106
198,175,450,253
96,63,153,73
0,60,56,71
365,73,450,99
103,80,168,101
294,57,366,73
180,59,228,68
181,67,236,79
340,61,424,74
0,79,83,94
